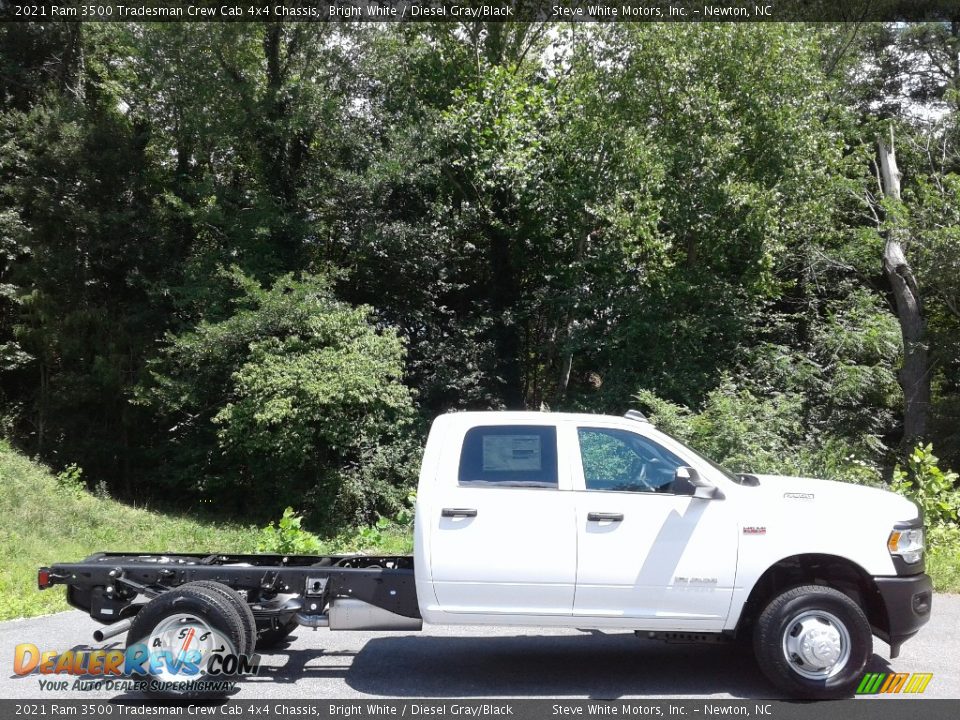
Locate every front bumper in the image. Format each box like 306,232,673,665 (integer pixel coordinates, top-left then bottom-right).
872,572,932,658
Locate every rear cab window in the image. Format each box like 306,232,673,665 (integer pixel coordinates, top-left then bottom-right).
458,425,558,488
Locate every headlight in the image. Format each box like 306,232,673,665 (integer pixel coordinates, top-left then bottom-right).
888,527,924,564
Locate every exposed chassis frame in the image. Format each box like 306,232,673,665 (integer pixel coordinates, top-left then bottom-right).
40,552,419,627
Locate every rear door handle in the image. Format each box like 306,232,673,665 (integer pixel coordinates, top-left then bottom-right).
441,508,478,518
587,512,624,522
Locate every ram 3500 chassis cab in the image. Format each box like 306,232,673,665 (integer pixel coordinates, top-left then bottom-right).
40,411,932,698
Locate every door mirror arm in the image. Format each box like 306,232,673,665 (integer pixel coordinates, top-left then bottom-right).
693,484,724,500
674,466,724,500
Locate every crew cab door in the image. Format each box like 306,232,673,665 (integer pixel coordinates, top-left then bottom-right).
427,422,577,615
572,424,737,628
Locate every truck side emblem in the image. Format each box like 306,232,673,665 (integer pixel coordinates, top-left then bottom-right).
674,577,718,584
784,492,814,500
743,526,766,535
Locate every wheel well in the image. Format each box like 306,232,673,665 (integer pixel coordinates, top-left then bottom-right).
736,554,888,638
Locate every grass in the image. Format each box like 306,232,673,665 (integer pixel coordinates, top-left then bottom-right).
928,542,960,594
0,440,263,620
326,523,414,556
0,440,413,621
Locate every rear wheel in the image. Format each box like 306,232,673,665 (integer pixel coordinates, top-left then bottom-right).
183,581,256,656
753,585,872,699
126,585,247,698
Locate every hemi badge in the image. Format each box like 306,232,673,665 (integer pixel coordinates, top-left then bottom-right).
784,492,815,500
743,526,766,535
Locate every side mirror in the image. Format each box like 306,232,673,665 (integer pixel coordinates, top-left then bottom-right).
671,466,697,495
673,466,721,500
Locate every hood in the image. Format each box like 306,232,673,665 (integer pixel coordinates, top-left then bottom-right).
745,474,920,524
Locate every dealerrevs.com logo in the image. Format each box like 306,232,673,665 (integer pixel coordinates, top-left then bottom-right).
14,621,260,694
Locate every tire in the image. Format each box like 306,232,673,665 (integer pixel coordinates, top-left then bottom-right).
753,584,872,699
256,618,298,649
183,581,257,656
126,585,248,698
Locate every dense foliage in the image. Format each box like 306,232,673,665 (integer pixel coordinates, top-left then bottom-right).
136,269,416,525
1,22,958,531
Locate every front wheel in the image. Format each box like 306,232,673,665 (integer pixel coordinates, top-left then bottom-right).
753,585,872,699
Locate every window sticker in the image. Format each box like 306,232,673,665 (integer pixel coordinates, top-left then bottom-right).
482,434,542,472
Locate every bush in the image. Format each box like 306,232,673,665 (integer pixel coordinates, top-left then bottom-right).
255,507,324,555
891,444,960,546
328,492,416,555
55,463,85,496
255,495,416,557
324,436,422,527
138,268,418,529
635,380,884,485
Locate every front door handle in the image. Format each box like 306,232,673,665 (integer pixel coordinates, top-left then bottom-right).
587,512,624,522
441,508,478,518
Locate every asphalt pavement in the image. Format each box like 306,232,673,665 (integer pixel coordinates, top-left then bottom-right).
3,595,958,700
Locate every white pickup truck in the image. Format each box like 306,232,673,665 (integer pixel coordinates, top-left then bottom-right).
41,410,932,699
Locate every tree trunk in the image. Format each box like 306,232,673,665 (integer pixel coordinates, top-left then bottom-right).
878,126,930,446
553,230,592,405
58,24,84,100
951,22,959,98
38,362,47,453
489,224,524,409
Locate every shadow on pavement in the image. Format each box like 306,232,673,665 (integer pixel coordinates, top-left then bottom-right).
16,623,897,700
335,632,895,700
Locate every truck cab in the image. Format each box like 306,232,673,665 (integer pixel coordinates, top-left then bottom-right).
414,411,932,697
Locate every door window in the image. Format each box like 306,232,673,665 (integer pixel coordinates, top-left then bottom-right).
458,425,558,488
577,427,684,493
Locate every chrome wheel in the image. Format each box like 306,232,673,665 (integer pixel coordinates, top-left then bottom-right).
781,609,852,680
146,613,233,685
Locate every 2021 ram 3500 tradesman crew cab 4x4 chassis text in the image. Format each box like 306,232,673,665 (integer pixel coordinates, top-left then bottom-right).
39,411,932,698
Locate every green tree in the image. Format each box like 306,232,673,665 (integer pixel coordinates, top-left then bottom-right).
0,25,179,491
138,269,416,527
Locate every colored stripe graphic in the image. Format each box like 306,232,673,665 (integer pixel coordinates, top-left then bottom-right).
880,673,909,693
856,673,885,694
903,673,933,694
856,672,933,694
